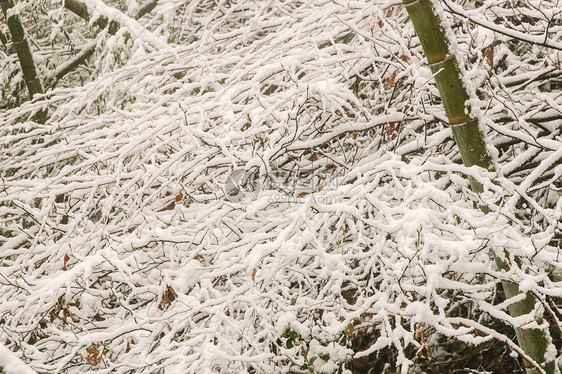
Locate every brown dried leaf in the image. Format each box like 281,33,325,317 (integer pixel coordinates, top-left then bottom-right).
251,268,257,282
484,46,494,70
175,192,183,202
158,285,178,311
63,253,70,270
125,339,134,353
345,323,354,337
386,71,397,87
399,54,410,62
49,296,80,324
85,343,101,367
386,122,396,135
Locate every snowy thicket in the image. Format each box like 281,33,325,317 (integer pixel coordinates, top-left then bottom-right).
1,0,562,373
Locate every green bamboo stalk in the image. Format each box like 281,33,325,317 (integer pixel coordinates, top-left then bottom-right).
402,1,554,373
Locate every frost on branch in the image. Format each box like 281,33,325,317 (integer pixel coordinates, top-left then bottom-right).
0,0,562,373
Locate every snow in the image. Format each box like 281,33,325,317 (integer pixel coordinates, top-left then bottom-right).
0,0,561,372
82,0,171,51
443,0,562,52
0,344,37,374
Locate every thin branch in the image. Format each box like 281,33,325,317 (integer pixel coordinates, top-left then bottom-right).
137,0,158,18
52,39,97,87
64,0,119,34
443,0,562,52
53,0,160,85
62,0,167,50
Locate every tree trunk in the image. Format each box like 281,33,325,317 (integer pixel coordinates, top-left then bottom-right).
1,0,46,122
402,1,554,373
1,0,43,98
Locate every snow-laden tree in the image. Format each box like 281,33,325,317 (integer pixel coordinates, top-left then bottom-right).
1,0,562,373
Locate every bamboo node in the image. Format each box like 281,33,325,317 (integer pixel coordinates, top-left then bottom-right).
429,54,456,68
